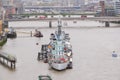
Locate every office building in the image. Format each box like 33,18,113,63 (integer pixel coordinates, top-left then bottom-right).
114,0,120,15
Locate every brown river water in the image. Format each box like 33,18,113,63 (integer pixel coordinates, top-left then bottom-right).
0,21,120,80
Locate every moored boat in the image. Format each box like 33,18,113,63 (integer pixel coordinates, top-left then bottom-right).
34,29,43,38
39,18,73,70
47,31,73,70
6,27,17,38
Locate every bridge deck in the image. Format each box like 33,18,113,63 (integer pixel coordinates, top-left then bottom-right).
6,17,120,22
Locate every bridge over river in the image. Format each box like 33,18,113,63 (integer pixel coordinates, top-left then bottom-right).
6,17,120,29
7,17,120,22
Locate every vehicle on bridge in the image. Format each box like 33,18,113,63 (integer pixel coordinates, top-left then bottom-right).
39,16,46,19
81,15,87,19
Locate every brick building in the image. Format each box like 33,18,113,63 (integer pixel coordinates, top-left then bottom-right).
99,1,105,16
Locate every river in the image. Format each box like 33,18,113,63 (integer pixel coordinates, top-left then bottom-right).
8,20,120,28
0,20,120,80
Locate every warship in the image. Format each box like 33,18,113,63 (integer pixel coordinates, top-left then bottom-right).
38,18,73,70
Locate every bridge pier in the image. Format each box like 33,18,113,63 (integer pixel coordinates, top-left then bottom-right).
105,21,110,27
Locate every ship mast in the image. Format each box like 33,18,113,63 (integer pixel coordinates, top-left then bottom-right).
58,17,62,36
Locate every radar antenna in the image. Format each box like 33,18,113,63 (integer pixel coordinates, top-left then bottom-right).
58,16,62,35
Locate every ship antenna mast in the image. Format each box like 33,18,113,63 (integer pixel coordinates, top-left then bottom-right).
58,16,62,35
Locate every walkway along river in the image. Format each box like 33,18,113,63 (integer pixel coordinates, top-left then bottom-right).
0,21,120,80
